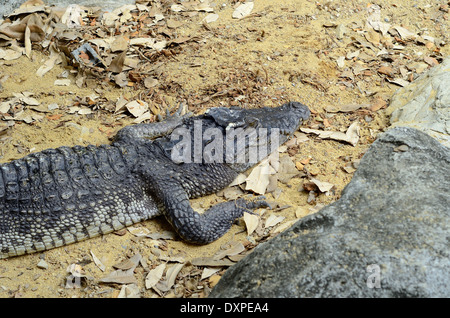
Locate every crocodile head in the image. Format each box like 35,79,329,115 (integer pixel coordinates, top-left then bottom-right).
166,102,310,172
205,101,310,142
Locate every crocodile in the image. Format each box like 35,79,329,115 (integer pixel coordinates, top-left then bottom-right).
0,102,310,258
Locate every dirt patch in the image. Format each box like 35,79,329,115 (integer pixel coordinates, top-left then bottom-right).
0,0,448,297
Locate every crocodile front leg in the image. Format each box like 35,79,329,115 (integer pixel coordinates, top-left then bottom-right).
139,167,268,244
114,104,190,142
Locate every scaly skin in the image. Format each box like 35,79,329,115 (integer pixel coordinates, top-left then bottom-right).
0,102,310,258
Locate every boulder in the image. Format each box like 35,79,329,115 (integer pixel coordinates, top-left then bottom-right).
210,127,450,297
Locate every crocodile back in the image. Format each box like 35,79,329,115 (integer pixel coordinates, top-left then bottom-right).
0,144,159,258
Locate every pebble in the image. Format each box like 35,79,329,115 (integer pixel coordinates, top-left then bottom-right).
37,259,49,269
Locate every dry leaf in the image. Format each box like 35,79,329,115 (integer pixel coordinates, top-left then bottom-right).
265,214,285,228
233,2,254,19
190,257,235,267
157,263,184,292
61,4,83,28
54,79,71,86
144,77,159,88
109,50,127,73
110,36,128,52
300,122,360,146
245,158,274,194
171,4,186,12
229,173,247,186
277,155,300,184
90,250,106,272
203,13,219,24
213,241,245,260
118,284,140,298
378,66,394,77
201,267,220,280
166,19,183,29
393,26,417,40
145,263,166,289
370,97,387,112
36,53,62,77
126,100,148,117
386,77,410,87
24,26,31,58
0,49,22,60
243,212,259,235
100,268,137,284
127,226,151,237
310,178,335,193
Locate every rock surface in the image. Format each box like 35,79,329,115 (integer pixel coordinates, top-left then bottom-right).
210,127,450,297
386,56,450,148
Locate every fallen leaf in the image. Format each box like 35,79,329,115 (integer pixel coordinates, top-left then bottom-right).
0,48,22,60
201,267,220,280
110,36,128,52
245,158,274,194
24,26,31,58
244,212,259,235
145,263,166,289
301,122,360,146
190,257,235,267
36,53,62,77
109,50,127,73
126,100,148,117
370,97,387,112
277,155,300,184
54,79,71,86
393,25,417,40
61,4,83,28
157,263,184,292
213,241,245,260
377,66,394,77
127,226,151,237
203,13,219,24
113,253,142,271
144,77,159,88
232,2,254,19
100,268,137,284
229,173,247,187
310,178,335,193
265,214,285,228
90,250,106,272
118,284,140,298
386,77,410,87
423,56,439,66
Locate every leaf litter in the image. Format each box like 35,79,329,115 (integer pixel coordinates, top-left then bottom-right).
0,0,447,298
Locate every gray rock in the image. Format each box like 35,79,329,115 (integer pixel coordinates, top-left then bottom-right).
386,56,450,148
0,0,21,18
210,127,450,297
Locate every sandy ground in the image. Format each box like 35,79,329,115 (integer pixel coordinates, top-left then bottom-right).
0,0,447,297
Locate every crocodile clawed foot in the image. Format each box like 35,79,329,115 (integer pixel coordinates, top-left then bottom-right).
235,196,269,216
157,102,192,122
